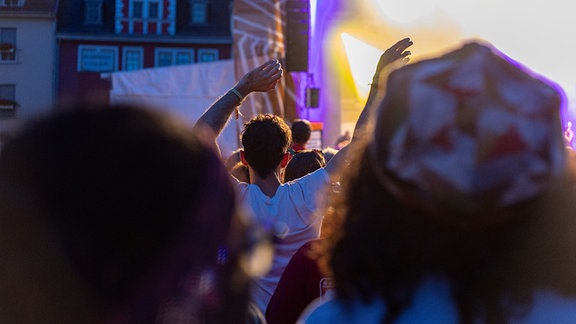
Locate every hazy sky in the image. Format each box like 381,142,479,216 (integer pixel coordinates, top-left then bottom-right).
375,0,576,103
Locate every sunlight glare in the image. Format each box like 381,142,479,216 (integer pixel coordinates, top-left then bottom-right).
372,0,576,112
375,0,437,24
341,32,382,99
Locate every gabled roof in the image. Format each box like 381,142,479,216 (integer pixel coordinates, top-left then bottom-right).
0,0,58,17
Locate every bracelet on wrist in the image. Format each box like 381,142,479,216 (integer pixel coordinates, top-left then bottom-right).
229,88,245,120
230,88,244,102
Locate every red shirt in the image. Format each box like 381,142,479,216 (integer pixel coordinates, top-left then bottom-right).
265,240,333,324
291,143,307,153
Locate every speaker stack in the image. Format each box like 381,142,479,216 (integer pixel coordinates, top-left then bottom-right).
285,0,310,72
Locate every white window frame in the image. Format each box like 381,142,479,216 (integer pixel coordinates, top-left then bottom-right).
197,49,219,63
77,45,118,72
122,46,144,71
154,48,194,67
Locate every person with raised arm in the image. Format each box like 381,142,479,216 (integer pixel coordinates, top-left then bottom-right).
195,38,413,316
192,59,284,147
299,40,576,324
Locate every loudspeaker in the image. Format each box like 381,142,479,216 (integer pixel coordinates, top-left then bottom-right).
306,87,319,108
285,0,310,72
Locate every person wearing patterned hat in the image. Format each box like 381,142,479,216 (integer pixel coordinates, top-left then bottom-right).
299,41,576,323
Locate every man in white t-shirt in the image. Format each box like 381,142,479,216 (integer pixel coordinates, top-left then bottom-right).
193,42,412,314
192,60,351,314
235,113,334,314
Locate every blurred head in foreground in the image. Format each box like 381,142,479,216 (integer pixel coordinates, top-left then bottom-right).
322,41,575,323
0,104,264,323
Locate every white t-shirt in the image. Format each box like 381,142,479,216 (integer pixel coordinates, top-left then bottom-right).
237,168,331,315
298,277,576,323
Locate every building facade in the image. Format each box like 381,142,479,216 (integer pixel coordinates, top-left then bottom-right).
56,0,233,103
0,0,58,146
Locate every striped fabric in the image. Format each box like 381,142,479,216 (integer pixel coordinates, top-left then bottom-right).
232,0,298,121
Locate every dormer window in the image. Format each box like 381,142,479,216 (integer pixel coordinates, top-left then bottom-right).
148,1,159,18
132,1,143,18
190,0,209,25
115,0,175,35
130,0,161,20
84,0,103,25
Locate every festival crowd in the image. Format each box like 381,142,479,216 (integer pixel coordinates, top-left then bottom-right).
1,35,576,324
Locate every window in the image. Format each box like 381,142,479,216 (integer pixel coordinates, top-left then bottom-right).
84,0,103,25
190,0,208,24
198,49,218,62
132,1,143,18
122,47,143,71
118,0,172,35
131,0,161,19
175,52,192,65
0,28,16,62
0,84,16,117
78,45,118,72
148,1,159,18
154,48,194,67
1,0,25,7
156,51,172,67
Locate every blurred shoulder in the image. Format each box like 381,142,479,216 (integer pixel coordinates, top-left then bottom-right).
297,295,384,324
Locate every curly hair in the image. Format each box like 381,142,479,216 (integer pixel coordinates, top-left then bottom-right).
241,114,291,179
319,142,576,324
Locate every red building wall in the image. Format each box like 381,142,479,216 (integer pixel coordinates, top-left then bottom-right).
58,40,232,104
58,41,112,104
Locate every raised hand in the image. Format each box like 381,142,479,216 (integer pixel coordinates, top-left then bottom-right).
373,37,413,84
193,59,284,149
235,59,283,96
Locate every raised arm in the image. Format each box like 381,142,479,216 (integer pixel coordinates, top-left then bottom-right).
193,59,283,144
325,37,413,182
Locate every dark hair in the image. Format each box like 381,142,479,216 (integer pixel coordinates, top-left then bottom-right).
241,114,291,179
291,119,312,144
283,149,326,182
321,142,576,324
0,104,254,323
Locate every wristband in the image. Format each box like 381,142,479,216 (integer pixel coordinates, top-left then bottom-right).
230,88,244,102
230,88,245,120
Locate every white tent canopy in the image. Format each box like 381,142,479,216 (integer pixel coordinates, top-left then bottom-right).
108,59,242,158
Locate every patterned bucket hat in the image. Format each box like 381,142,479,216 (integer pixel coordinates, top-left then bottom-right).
369,41,566,226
